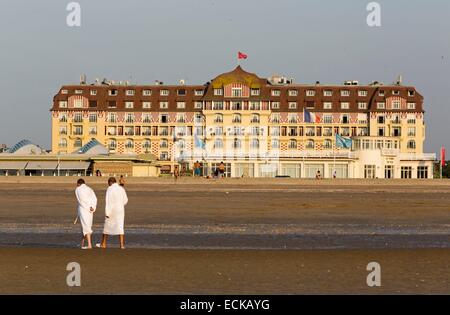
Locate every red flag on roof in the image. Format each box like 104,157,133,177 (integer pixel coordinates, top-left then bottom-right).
238,51,248,60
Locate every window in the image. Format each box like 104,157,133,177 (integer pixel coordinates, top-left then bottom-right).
176,113,186,123
159,101,169,109
306,90,315,97
74,138,82,148
364,165,376,179
74,99,83,108
73,113,83,123
142,114,151,123
59,138,67,148
408,127,416,137
306,139,315,149
393,90,400,95
142,89,152,96
108,139,117,150
407,102,416,110
61,89,68,94
59,126,67,135
251,89,260,96
271,102,280,109
160,139,168,148
194,90,204,96
417,166,428,179
323,102,332,109
108,89,118,96
160,152,169,161
233,138,242,149
341,102,350,109
407,118,416,124
59,101,68,108
177,89,186,96
288,114,298,124
108,101,117,108
143,139,151,150
377,116,385,124
212,101,223,110
90,90,97,96
214,139,223,149
126,90,135,96
324,139,332,149
231,88,242,97
407,140,416,149
378,127,385,136
89,100,97,108
177,101,186,109
125,139,134,149
214,89,223,96
377,102,386,109
194,101,203,109
358,102,367,110
160,114,168,123
125,113,134,123
233,114,241,123
271,90,281,97
142,101,151,109
89,114,97,123
289,102,297,109
251,114,260,123
125,101,134,109
408,90,415,97
271,113,280,123
249,102,260,110
358,90,368,97
341,90,350,97
271,139,280,149
323,115,332,124
108,113,117,123
392,101,401,110
214,114,223,123
341,115,349,124
288,139,297,149
379,90,385,96
401,167,412,179
250,139,259,149
323,90,333,97
75,89,83,94
89,126,97,135
160,89,169,96
288,90,298,97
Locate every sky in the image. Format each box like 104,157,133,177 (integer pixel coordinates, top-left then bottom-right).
0,0,449,153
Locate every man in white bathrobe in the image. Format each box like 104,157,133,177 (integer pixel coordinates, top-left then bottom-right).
75,179,97,249
98,177,128,249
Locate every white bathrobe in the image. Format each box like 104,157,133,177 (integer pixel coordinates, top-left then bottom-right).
75,184,97,236
103,183,128,235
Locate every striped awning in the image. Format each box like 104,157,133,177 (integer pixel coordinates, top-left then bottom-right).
25,161,58,170
0,161,28,170
58,161,90,170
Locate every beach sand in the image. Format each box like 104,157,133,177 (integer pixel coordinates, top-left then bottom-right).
0,177,450,293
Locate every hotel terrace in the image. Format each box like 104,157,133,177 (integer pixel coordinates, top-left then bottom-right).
50,66,435,178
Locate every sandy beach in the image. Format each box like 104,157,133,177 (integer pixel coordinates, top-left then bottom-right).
1,177,450,293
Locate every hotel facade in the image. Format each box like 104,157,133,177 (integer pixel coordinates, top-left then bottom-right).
50,66,435,179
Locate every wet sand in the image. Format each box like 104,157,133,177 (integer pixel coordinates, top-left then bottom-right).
2,248,450,294
1,177,450,293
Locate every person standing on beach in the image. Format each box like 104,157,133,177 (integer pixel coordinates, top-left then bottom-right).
75,179,97,249
97,177,128,249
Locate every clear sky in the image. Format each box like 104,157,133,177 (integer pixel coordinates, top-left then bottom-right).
0,0,449,153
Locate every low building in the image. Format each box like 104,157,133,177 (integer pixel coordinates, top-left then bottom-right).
0,139,159,177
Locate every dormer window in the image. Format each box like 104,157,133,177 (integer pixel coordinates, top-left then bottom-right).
306,90,316,97
251,89,260,96
271,90,281,97
160,89,169,96
142,89,152,96
231,88,243,97
108,89,118,96
214,89,223,96
288,90,298,97
126,90,135,96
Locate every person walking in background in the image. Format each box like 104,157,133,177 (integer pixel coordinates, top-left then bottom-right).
97,177,128,249
74,179,97,249
119,175,126,187
219,162,225,178
194,161,201,177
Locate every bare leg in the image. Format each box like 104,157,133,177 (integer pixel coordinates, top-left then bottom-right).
100,234,108,248
119,234,125,249
85,234,92,249
81,235,85,248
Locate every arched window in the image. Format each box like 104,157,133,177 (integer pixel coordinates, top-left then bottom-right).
160,139,168,148
214,138,223,149
233,113,241,123
324,139,332,149
251,113,260,123
143,139,151,150
288,139,297,149
125,139,134,149
177,139,185,149
74,138,82,148
407,140,416,149
306,139,315,149
214,113,223,123
251,138,259,149
59,138,67,148
233,138,241,149
108,139,117,150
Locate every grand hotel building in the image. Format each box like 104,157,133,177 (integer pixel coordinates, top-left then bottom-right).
51,66,435,178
